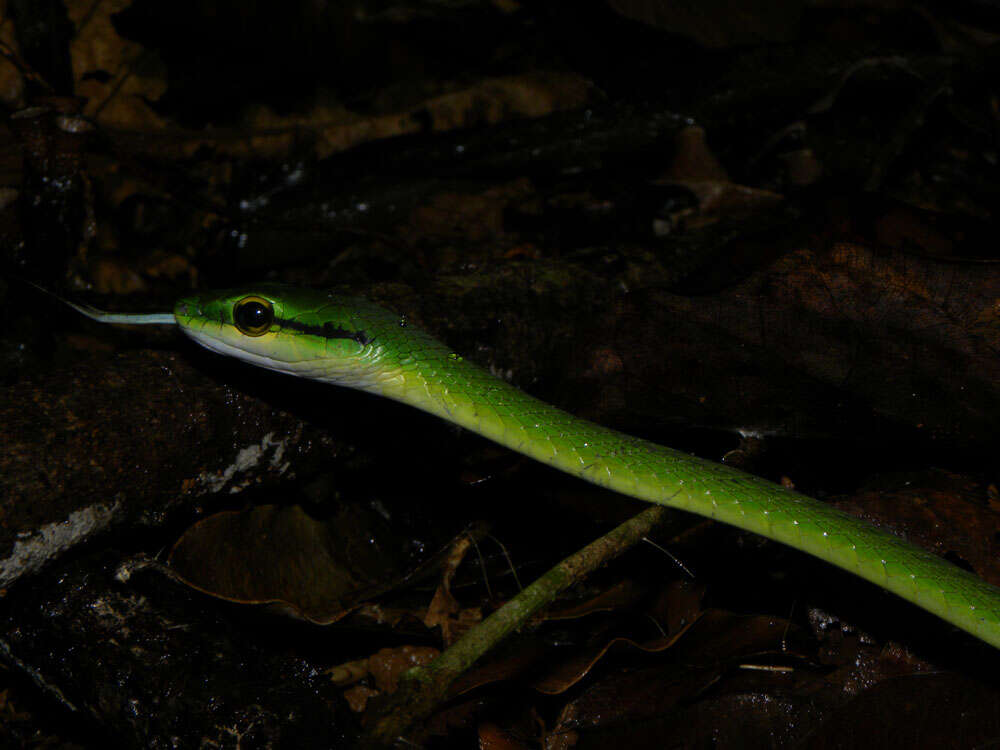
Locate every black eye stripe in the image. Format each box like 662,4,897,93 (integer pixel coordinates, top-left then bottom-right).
275,316,371,345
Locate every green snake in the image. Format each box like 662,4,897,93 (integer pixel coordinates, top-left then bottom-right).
65,283,1000,649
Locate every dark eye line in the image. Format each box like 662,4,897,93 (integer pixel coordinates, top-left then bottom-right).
275,316,372,346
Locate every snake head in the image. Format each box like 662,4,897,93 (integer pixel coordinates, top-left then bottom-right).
173,284,408,390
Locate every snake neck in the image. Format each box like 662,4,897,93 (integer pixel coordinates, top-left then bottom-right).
360,340,689,502
367,343,565,449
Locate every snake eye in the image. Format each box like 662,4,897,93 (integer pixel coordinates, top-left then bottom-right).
233,296,274,337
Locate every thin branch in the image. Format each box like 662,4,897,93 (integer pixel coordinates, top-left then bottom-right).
364,503,672,746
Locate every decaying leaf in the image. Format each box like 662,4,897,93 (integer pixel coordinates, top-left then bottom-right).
424,528,483,645
168,501,488,624
609,0,803,47
536,609,806,695
169,502,428,623
0,2,26,108
545,610,811,744
542,578,647,621
67,0,167,128
655,126,784,230
336,645,441,713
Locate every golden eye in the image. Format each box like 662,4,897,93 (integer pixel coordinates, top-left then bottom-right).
233,296,274,337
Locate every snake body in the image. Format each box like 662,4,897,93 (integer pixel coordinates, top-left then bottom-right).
72,283,1000,648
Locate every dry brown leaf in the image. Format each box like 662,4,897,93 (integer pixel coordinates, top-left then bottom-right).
326,658,370,688
0,3,26,108
409,188,512,244
91,258,149,295
312,71,591,159
448,638,552,697
543,579,647,621
478,721,533,750
129,70,592,160
609,0,802,47
67,0,167,129
424,530,483,644
666,126,730,182
657,126,784,226
343,684,379,713
533,630,691,696
168,503,416,624
369,645,441,694
534,609,805,695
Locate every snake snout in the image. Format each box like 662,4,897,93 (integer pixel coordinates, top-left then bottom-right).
174,298,200,318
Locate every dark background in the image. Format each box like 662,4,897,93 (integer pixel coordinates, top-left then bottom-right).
1,1,1000,747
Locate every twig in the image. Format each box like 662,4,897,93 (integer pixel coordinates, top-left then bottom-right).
364,504,672,746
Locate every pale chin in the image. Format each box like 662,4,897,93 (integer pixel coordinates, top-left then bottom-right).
180,329,295,375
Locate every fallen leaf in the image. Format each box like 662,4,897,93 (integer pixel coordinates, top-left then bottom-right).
369,645,441,694
169,503,421,623
535,609,806,695
424,527,484,644
67,0,167,129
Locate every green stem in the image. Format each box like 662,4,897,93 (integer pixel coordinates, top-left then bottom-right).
364,504,671,746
